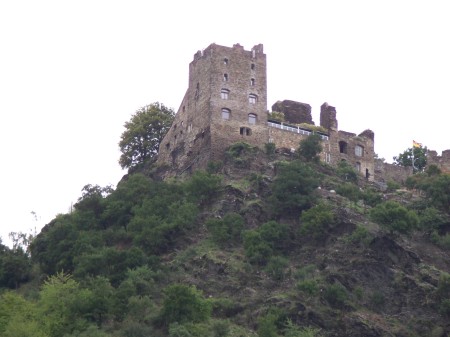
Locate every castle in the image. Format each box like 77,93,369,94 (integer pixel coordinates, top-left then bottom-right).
157,43,450,183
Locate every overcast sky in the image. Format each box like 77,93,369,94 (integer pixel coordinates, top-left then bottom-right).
1,0,449,245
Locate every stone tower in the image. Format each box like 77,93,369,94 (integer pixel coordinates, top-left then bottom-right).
158,43,267,173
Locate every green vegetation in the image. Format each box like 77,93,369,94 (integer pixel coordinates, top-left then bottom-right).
297,134,323,163
393,145,428,173
119,102,175,169
370,201,419,234
3,111,450,336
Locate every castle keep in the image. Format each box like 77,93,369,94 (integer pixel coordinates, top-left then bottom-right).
157,43,375,180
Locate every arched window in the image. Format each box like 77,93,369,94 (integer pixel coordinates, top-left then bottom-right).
221,89,229,100
355,145,364,157
339,141,348,154
251,63,255,70
249,94,257,104
248,113,257,124
223,58,229,65
223,73,228,82
250,78,255,86
221,108,231,120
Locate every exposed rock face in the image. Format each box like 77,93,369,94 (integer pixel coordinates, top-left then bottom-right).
271,100,313,125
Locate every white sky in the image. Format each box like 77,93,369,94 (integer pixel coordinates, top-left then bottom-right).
1,0,449,245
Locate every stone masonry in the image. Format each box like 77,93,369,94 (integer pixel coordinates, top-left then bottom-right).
157,42,450,182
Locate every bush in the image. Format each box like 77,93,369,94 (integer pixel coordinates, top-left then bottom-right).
323,284,348,308
243,231,273,265
336,183,361,203
184,171,222,205
299,204,334,241
271,161,320,217
297,134,323,163
160,284,211,325
344,225,371,245
297,280,319,296
265,142,276,156
336,161,358,183
226,142,255,167
264,256,289,281
370,201,419,234
206,213,244,247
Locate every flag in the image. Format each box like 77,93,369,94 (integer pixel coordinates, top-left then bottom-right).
413,140,422,148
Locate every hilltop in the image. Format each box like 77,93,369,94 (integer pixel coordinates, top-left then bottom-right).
1,140,450,337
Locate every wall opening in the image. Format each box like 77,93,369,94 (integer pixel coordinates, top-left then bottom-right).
339,141,348,154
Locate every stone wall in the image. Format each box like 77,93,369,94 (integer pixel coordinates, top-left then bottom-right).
271,100,313,124
374,159,413,186
427,150,450,173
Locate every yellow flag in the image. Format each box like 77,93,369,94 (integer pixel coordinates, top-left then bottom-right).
413,140,422,148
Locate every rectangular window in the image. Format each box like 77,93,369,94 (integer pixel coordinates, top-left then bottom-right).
355,145,363,157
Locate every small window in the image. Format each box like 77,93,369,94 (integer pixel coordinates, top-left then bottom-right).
248,113,257,124
339,141,348,154
251,63,255,70
240,127,252,136
223,73,228,82
221,108,231,120
194,83,200,99
249,94,257,104
250,78,255,86
221,89,229,100
355,145,364,157
355,162,361,172
223,58,228,65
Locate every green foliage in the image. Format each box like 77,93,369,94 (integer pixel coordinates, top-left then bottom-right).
386,180,401,192
297,279,319,296
335,183,361,203
431,232,450,250
369,291,385,310
243,231,273,266
299,204,334,240
344,225,372,245
268,111,285,122
243,220,290,265
336,161,358,183
0,244,31,289
370,201,419,234
437,273,450,316
207,161,224,174
265,142,276,156
323,284,348,308
264,256,289,281
257,311,280,337
271,161,320,217
160,284,211,325
184,171,222,205
362,188,383,207
393,146,427,173
119,102,175,169
225,142,256,167
417,207,447,230
297,134,323,163
284,319,321,337
206,212,244,247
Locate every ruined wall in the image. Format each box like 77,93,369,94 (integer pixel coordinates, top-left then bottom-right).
271,100,313,124
374,159,413,185
427,150,450,173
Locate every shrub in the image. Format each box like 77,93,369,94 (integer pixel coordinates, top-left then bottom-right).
160,284,211,325
431,232,450,250
243,231,273,265
344,225,371,245
265,142,276,156
362,188,383,207
299,204,334,241
184,171,222,205
264,256,289,281
297,280,319,296
323,284,348,308
297,134,323,163
271,161,320,217
336,161,358,183
370,201,419,234
206,213,244,247
336,183,361,203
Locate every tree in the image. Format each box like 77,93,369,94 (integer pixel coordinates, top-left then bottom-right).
370,201,419,234
119,102,175,169
393,146,427,173
297,134,323,163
